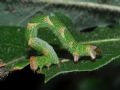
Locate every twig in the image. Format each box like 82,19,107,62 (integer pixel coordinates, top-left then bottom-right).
33,0,120,13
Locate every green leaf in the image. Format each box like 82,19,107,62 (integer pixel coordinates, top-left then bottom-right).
0,25,120,82
42,25,120,82
0,26,28,70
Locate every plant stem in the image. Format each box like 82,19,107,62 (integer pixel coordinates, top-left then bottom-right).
32,0,120,13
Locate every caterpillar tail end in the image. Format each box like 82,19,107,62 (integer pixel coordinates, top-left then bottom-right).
30,56,38,72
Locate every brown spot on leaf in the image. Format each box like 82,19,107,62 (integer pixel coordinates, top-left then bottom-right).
0,60,6,68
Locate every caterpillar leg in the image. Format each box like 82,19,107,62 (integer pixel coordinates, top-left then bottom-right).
30,56,54,72
28,38,59,72
73,44,101,62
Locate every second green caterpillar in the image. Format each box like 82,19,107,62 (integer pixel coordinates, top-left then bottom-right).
26,13,99,72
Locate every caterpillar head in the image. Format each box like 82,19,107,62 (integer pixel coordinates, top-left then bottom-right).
87,45,101,59
73,44,101,63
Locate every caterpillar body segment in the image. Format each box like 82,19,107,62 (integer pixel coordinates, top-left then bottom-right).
46,13,99,62
28,37,59,72
26,13,99,71
27,16,60,71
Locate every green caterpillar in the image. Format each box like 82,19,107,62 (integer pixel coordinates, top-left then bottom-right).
26,13,99,72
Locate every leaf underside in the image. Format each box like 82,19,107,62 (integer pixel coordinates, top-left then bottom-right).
0,25,120,82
